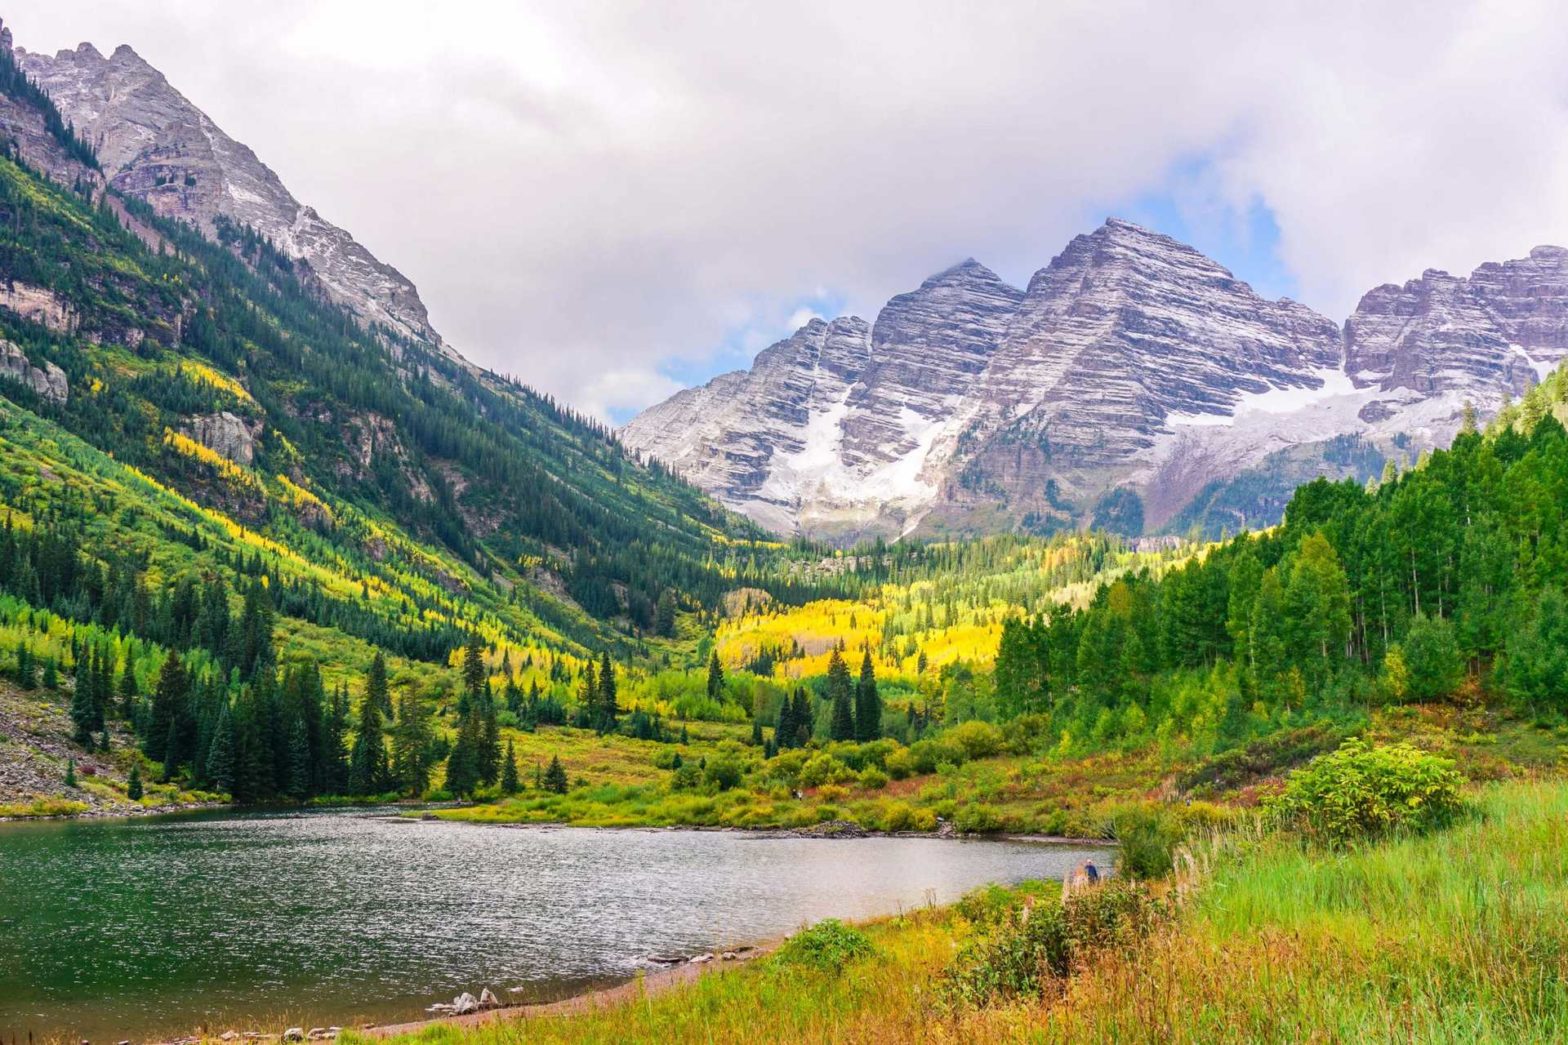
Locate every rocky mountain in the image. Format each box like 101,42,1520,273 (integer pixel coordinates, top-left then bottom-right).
16,39,440,348
625,220,1568,541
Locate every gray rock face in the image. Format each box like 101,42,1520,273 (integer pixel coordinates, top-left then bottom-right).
186,411,259,466
626,220,1564,540
0,340,68,403
17,41,440,347
1345,246,1568,396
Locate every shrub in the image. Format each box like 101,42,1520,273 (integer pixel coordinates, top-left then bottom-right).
954,803,1004,833
940,879,1168,1008
1265,738,1465,845
877,800,914,831
858,766,889,790
775,918,878,974
799,753,854,788
816,784,850,803
1102,802,1187,879
947,720,1005,759
908,737,968,774
884,749,915,779
704,754,745,792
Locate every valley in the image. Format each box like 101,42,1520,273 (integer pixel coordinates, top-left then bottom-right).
0,9,1565,1044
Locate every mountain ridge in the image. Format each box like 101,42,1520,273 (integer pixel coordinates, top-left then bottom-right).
624,218,1568,541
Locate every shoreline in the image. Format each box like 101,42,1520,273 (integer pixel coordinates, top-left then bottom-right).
356,939,784,1040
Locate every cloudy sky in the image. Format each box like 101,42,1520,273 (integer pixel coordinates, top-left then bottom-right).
12,1,1568,420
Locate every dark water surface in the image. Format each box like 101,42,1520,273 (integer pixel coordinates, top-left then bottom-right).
0,808,1110,1040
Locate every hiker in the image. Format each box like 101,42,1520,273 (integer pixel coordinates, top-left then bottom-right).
1083,860,1099,884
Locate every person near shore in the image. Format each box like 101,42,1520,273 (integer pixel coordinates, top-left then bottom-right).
1084,860,1099,884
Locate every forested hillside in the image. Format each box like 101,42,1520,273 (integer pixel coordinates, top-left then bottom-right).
0,49,831,814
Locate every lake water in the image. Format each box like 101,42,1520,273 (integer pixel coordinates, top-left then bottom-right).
0,809,1111,1041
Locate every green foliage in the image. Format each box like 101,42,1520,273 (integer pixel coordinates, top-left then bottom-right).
1266,738,1465,845
1102,802,1188,879
1503,586,1568,716
543,754,569,794
125,761,143,801
1400,613,1464,701
940,879,1168,1008
774,918,878,974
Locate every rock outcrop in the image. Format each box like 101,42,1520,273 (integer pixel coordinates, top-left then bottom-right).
626,220,1562,541
186,411,260,466
17,41,440,348
0,340,67,404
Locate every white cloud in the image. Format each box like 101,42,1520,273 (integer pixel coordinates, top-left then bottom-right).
11,1,1568,419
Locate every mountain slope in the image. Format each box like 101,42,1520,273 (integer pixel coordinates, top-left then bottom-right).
626,220,1565,542
17,38,439,347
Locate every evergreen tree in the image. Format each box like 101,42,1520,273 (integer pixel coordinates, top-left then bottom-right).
543,754,569,794
597,651,618,731
126,761,143,801
205,702,236,796
855,648,881,741
827,650,855,741
478,695,501,786
70,661,98,746
791,688,813,747
706,651,724,701
64,757,76,788
655,589,678,637
444,711,483,798
347,662,391,796
462,636,487,707
323,684,350,795
392,688,434,796
16,643,33,689
286,718,311,800
500,738,520,795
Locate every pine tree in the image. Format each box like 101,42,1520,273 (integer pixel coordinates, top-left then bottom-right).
776,693,796,749
751,714,763,746
543,754,569,794
854,648,881,741
70,661,98,746
365,651,392,718
597,652,618,731
347,662,390,796
16,643,34,689
462,636,487,707
323,684,350,795
444,711,483,798
205,702,236,796
827,650,855,741
286,718,311,800
392,688,434,796
706,651,724,701
791,689,813,747
478,695,501,786
500,738,520,795
64,757,76,788
126,761,143,801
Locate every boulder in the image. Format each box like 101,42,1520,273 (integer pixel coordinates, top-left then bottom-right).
688,953,714,964
478,987,501,1008
283,1029,304,1042
451,991,479,1015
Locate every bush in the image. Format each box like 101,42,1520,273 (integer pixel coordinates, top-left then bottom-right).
1175,723,1348,796
1266,738,1465,845
1103,802,1187,879
799,752,854,788
775,919,877,973
858,766,889,790
954,803,1004,833
947,720,1005,759
884,749,915,779
704,754,745,792
940,879,1168,1008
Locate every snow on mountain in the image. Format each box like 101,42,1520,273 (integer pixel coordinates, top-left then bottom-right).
624,220,1560,541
